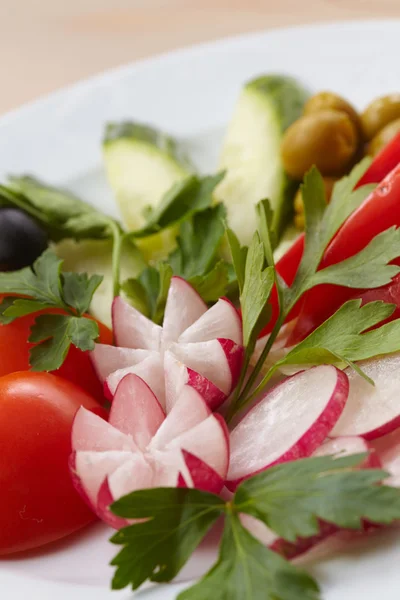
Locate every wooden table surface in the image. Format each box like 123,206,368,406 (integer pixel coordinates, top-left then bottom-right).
1,0,399,115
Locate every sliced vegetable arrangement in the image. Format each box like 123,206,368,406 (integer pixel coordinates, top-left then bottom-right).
1,76,400,600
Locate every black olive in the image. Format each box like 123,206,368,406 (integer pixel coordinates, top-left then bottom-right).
0,208,48,271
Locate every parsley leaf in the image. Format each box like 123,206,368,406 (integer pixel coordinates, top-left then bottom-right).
0,250,103,370
241,232,274,348
235,454,400,542
178,512,319,600
122,263,173,323
109,487,224,590
2,175,116,242
226,228,248,294
29,314,99,371
279,299,400,369
131,172,225,238
285,163,376,309
307,226,400,290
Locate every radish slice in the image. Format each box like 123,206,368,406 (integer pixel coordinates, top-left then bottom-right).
112,296,162,350
71,450,133,507
178,298,242,345
162,276,207,346
97,479,129,529
90,344,151,382
164,351,226,412
227,366,349,489
150,384,210,449
105,454,155,500
182,450,225,494
313,436,380,468
331,355,400,440
170,339,237,395
371,428,400,487
72,407,136,452
109,374,165,451
104,353,165,406
166,413,230,479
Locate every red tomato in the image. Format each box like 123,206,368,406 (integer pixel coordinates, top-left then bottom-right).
0,372,106,555
0,309,112,402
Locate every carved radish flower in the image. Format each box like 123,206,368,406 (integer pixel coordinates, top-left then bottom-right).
91,276,244,411
70,373,229,528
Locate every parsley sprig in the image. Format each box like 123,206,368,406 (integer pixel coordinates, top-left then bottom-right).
0,250,103,370
109,455,400,597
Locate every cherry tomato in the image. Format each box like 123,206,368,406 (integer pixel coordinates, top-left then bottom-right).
0,309,112,402
0,372,106,555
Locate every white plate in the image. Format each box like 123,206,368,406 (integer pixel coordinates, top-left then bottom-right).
0,18,399,600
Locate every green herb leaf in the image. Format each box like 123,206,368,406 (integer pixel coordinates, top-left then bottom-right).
122,262,173,324
256,199,277,266
3,176,116,242
279,299,400,368
0,250,65,308
131,172,225,238
109,487,224,590
0,250,103,370
169,204,227,279
226,228,248,294
62,272,103,316
178,513,319,600
286,163,375,309
235,454,400,541
29,314,99,370
307,226,400,290
190,260,232,303
241,232,274,347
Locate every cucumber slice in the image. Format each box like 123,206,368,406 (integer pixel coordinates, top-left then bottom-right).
103,122,193,231
215,75,309,244
54,239,145,328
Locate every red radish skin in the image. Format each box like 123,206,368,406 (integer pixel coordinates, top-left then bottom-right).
226,366,349,490
182,450,225,494
314,436,381,468
186,368,226,411
331,355,400,440
97,479,129,529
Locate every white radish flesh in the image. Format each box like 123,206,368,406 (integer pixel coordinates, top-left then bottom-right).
104,353,165,406
109,374,165,451
331,355,400,440
112,296,162,350
166,413,230,479
151,384,210,449
313,436,380,468
72,407,136,452
162,276,207,346
71,450,133,507
178,298,242,345
371,428,400,487
227,366,349,488
90,344,152,382
170,339,236,395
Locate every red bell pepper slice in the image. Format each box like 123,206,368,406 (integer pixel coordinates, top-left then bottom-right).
263,131,400,339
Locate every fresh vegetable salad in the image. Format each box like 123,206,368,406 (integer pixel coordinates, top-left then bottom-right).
1,76,400,599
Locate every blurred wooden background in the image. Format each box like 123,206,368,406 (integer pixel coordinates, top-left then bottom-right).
1,0,399,114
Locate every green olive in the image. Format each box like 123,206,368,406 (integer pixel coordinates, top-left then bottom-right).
281,110,358,180
367,118,400,156
361,94,400,140
304,91,361,133
293,177,337,230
